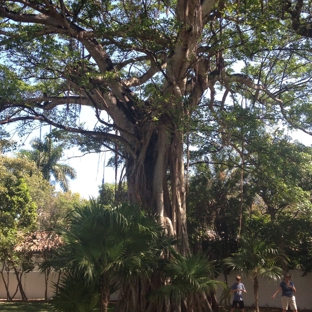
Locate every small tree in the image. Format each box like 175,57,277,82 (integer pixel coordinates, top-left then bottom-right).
0,155,39,300
224,235,287,312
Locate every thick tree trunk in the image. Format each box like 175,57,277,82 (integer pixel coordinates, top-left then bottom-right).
117,121,217,312
126,119,188,248
115,276,216,312
170,129,189,255
115,275,165,312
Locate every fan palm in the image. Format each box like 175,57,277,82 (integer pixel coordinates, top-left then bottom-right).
224,235,288,312
51,271,100,312
150,249,225,312
43,200,174,312
19,136,76,191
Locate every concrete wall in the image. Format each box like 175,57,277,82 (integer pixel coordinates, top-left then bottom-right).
1,270,311,309
217,270,312,310
0,271,60,300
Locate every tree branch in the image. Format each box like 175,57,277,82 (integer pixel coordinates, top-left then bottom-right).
225,73,284,105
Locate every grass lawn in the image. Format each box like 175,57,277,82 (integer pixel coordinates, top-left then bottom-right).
0,301,52,311
0,301,116,311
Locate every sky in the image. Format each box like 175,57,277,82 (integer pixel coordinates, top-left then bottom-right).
60,108,119,198
64,148,116,199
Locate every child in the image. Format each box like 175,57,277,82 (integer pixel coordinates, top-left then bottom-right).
230,276,247,312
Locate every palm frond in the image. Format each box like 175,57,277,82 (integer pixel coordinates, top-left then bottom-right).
51,271,99,312
43,200,176,307
150,252,224,303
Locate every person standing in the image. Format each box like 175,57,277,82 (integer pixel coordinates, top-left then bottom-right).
230,276,247,312
271,273,297,312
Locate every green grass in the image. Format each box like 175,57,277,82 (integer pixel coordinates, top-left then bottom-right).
0,301,116,312
0,302,52,312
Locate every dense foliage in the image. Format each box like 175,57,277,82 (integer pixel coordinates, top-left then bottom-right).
0,153,85,301
0,156,39,300
1,0,312,310
0,156,38,237
44,201,222,312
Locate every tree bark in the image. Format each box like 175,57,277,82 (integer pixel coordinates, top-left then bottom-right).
100,275,111,312
13,267,28,301
125,119,187,253
253,275,259,312
0,267,12,301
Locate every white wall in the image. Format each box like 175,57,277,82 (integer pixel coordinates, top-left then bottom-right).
0,271,60,300
1,269,311,309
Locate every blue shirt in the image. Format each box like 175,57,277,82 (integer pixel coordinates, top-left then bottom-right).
231,282,246,301
280,281,294,297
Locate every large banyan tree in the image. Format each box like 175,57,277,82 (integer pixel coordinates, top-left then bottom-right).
1,0,312,263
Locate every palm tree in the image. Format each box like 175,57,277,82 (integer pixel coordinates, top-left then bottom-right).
51,271,100,312
19,136,76,191
150,249,225,312
43,200,174,312
224,234,288,312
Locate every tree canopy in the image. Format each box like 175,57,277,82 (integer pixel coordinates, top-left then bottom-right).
1,0,312,268
0,156,38,235
0,155,39,300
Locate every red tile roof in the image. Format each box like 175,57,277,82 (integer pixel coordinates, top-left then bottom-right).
14,231,62,252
